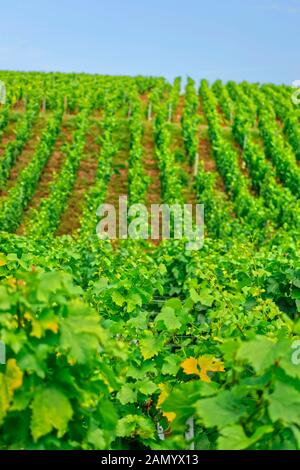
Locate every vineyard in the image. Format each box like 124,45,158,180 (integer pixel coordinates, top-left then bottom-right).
1,71,300,450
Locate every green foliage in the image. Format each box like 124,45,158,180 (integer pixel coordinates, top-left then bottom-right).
0,72,300,451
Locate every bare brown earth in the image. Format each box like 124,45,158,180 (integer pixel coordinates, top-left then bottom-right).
217,104,228,127
143,121,161,205
198,127,226,193
175,96,184,123
140,93,149,114
0,112,24,151
56,119,101,236
0,115,49,197
169,122,197,206
171,122,183,153
4,94,248,240
139,92,161,206
214,104,257,195
182,164,197,206
198,98,206,124
0,123,18,153
250,129,285,185
105,120,129,206
215,102,285,195
13,100,27,112
0,108,43,157
17,115,77,235
103,119,130,241
228,132,258,196
142,121,163,245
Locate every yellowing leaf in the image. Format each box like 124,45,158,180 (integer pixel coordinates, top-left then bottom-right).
45,321,59,334
25,312,59,338
197,356,225,382
31,388,73,441
98,372,114,393
164,411,175,422
7,278,17,288
181,356,225,383
68,358,77,366
112,291,125,307
181,357,199,376
6,359,23,391
0,376,10,424
24,312,32,321
0,255,7,267
157,383,169,407
139,333,162,360
0,359,23,424
157,384,176,423
31,319,43,338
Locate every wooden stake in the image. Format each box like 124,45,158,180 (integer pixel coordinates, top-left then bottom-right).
156,423,165,441
42,97,46,113
64,96,68,113
0,81,6,105
185,417,195,450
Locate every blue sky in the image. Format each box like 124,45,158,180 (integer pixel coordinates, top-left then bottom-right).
1,0,299,84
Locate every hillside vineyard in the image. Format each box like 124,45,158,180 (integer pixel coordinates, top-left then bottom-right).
0,71,300,450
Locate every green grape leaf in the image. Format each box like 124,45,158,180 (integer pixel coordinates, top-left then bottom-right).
112,290,125,307
0,286,10,310
138,380,158,395
31,388,73,441
218,424,273,450
139,333,163,360
196,389,248,428
269,381,300,425
237,336,290,373
155,306,181,330
162,355,180,376
117,385,137,405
